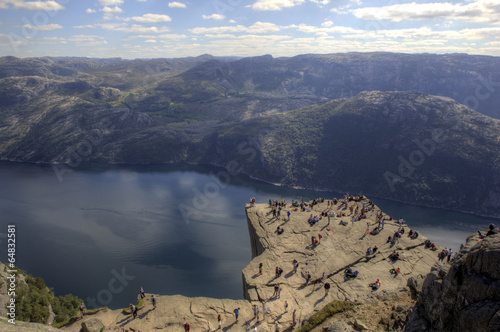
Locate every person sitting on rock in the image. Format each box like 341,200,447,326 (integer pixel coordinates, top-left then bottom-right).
477,230,485,239
372,246,378,254
390,267,401,276
369,279,381,290
424,239,431,248
389,251,399,261
344,266,358,278
276,226,284,235
366,247,374,255
410,230,419,239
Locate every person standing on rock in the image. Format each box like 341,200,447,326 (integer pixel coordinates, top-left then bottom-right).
151,295,156,309
184,322,190,331
139,286,145,299
292,309,297,326
293,259,298,273
278,284,283,299
234,308,240,322
287,210,291,221
253,304,259,320
275,322,280,331
129,304,136,319
217,314,222,329
324,282,330,296
284,300,288,312
273,284,279,298
79,302,86,318
259,262,263,275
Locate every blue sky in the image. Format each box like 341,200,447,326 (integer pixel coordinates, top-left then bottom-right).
0,0,499,59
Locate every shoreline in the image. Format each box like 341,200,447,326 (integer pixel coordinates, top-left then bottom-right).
1,158,499,221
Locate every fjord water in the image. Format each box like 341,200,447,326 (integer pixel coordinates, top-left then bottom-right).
0,161,495,309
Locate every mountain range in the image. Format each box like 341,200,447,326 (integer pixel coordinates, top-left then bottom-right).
0,52,499,217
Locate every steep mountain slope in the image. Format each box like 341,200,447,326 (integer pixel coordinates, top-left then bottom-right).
1,54,500,217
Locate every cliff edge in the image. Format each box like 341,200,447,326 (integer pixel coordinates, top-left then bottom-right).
406,231,500,332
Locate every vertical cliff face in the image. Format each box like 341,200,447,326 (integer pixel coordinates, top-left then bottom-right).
406,232,500,332
245,205,267,258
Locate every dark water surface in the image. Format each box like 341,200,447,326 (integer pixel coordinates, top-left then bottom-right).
0,161,495,309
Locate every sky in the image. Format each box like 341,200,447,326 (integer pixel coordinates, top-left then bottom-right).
0,0,499,59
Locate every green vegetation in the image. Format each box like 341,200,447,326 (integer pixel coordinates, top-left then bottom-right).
16,276,52,323
297,300,355,332
50,294,82,328
12,272,83,327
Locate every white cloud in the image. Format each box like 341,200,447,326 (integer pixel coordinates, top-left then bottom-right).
98,0,123,5
190,21,280,34
202,13,225,20
0,0,65,10
74,22,170,34
86,8,96,13
168,1,186,8
119,24,170,33
145,39,156,43
309,0,329,4
121,33,187,41
251,0,306,11
229,19,236,23
321,20,333,27
101,6,122,13
128,13,172,22
353,1,500,23
22,23,62,31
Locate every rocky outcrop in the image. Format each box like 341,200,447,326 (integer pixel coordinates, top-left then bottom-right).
80,318,104,332
406,232,500,332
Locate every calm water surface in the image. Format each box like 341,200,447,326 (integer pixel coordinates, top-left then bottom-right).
0,162,495,309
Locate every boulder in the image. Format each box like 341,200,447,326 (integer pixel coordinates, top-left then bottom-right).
81,318,104,332
354,318,369,330
325,320,356,332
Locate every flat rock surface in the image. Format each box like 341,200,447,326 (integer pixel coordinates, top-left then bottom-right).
242,198,441,321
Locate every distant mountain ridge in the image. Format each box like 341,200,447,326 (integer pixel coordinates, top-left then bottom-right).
0,53,500,217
